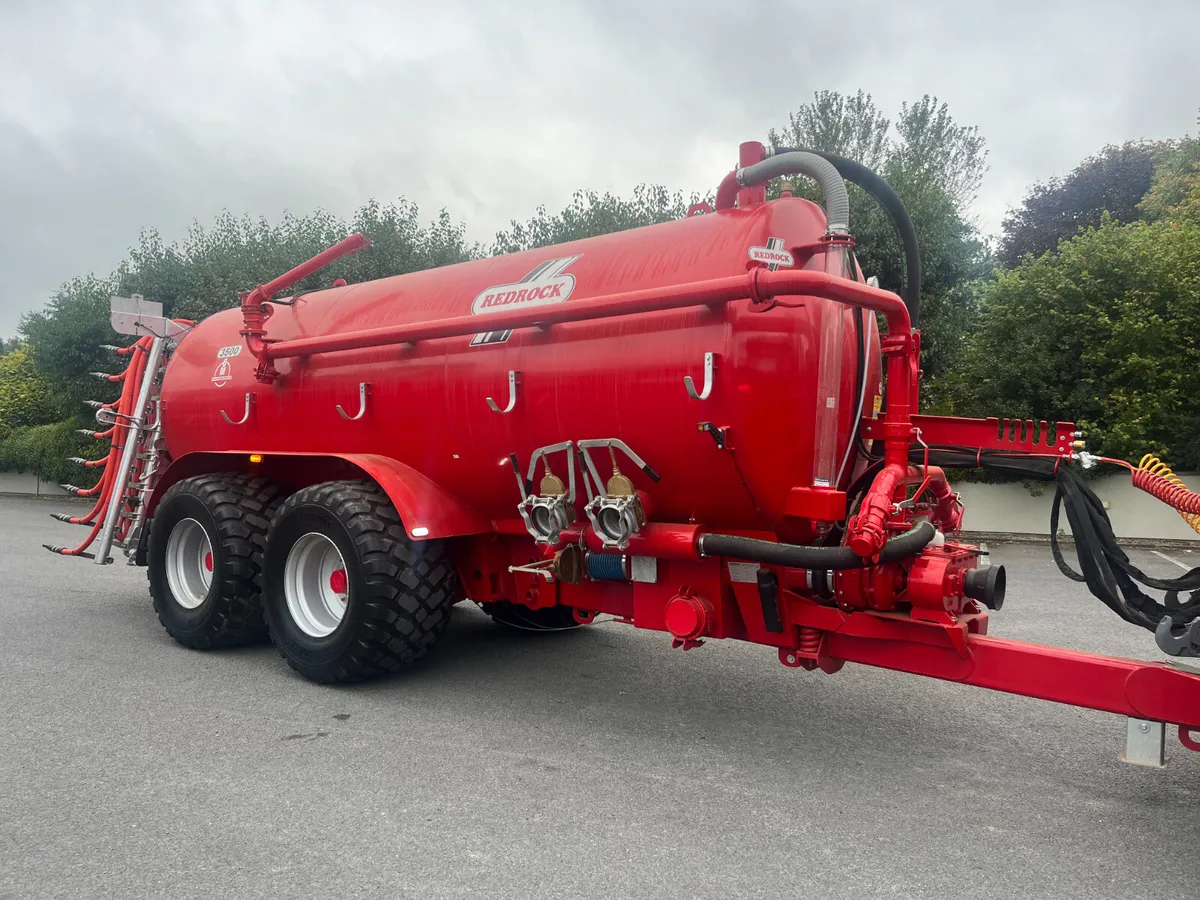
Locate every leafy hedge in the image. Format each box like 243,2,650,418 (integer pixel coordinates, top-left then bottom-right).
0,345,60,429
0,420,97,487
0,343,84,487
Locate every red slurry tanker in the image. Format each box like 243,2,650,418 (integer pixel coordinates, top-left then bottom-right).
49,142,1200,765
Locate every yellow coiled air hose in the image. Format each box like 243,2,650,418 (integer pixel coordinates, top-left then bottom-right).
1136,454,1200,536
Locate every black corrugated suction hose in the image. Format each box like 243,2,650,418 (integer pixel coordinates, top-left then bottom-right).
697,521,936,570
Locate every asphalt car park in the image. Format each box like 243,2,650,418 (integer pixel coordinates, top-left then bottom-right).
2,495,1197,899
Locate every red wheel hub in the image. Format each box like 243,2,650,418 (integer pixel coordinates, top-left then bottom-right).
329,568,347,595
204,551,213,572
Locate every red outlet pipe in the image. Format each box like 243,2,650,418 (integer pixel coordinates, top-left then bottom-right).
258,267,912,362
240,233,370,377
846,465,960,558
714,169,740,211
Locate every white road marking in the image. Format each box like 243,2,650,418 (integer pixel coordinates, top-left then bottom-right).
1151,549,1191,571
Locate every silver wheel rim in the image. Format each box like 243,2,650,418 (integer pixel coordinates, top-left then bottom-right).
284,532,350,638
165,518,213,609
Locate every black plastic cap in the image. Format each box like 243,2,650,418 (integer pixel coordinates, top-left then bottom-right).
964,564,1006,611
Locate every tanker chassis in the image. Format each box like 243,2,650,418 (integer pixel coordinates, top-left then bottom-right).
48,143,1200,765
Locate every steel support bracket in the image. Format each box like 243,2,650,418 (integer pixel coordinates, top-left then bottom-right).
1122,718,1166,768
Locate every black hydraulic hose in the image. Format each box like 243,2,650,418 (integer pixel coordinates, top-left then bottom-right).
772,147,921,327
698,521,936,570
918,447,1200,649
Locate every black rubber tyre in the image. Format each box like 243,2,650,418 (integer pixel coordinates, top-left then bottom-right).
263,480,456,684
483,601,580,631
148,473,286,649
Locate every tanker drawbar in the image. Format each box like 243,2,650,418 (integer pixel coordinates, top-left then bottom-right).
46,140,1200,766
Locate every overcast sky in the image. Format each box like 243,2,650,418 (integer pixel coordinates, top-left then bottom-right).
2,0,1197,336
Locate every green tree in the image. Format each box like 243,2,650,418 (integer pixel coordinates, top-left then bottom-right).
768,92,991,393
949,216,1200,467
10,199,478,484
770,89,890,171
121,201,480,325
492,184,706,254
20,274,123,421
0,420,96,486
999,142,1158,267
890,96,987,210
0,344,60,429
19,200,478,425
1140,134,1200,225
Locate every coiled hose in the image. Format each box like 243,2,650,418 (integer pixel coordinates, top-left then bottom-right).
1130,454,1200,535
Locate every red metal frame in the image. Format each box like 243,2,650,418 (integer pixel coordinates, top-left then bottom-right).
830,620,1200,728
861,414,1077,456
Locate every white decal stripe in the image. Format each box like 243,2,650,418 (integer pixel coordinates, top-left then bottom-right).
534,255,582,282
520,260,556,282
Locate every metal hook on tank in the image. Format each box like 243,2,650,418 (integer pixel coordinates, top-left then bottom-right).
220,392,255,425
684,353,716,400
487,370,521,414
336,382,371,421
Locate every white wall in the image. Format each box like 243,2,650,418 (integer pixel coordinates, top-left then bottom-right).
957,471,1200,542
0,472,68,496
1,468,1196,541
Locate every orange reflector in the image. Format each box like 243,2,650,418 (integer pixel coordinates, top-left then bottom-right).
249,454,263,463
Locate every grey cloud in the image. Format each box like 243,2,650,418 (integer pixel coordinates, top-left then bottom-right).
1,0,1197,335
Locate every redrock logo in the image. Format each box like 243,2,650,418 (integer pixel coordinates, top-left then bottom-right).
471,255,581,315
748,237,794,270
